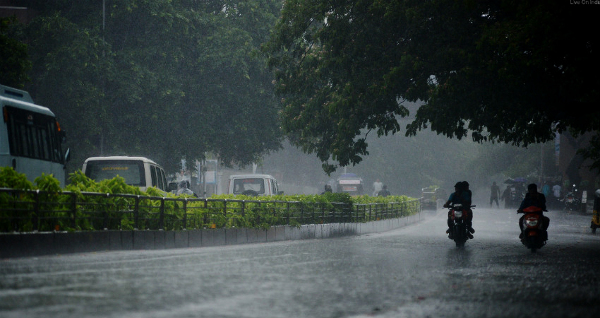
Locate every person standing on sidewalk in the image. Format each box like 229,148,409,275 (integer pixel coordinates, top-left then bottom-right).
490,181,500,207
372,179,383,196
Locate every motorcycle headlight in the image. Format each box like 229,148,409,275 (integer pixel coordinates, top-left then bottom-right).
454,211,463,218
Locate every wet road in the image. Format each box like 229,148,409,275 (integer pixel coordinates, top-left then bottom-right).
1,207,599,318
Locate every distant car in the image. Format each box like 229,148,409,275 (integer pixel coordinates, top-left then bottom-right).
421,187,446,210
82,156,168,192
335,173,364,195
228,174,283,196
421,187,438,210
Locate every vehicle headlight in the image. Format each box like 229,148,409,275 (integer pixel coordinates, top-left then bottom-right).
454,211,463,218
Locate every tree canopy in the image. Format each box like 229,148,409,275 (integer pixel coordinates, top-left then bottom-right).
264,0,600,174
0,17,30,88
6,0,283,172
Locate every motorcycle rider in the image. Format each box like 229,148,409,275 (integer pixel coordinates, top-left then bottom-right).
518,183,550,239
444,182,474,239
591,189,600,233
378,185,391,197
177,180,196,197
461,181,475,235
321,184,333,194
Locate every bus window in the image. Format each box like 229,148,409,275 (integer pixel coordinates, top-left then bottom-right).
157,168,166,190
84,160,145,187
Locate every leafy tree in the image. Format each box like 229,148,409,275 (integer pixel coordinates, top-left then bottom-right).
15,0,283,173
23,12,113,171
0,17,31,88
263,0,600,174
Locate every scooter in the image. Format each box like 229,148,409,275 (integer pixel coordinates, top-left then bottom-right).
518,206,548,253
447,203,475,247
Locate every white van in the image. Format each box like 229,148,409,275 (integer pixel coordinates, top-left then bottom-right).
82,156,168,192
228,174,282,196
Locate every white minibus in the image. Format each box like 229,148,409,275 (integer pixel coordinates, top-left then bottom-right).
82,156,168,192
228,174,282,196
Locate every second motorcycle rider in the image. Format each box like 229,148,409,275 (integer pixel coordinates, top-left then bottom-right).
518,183,550,239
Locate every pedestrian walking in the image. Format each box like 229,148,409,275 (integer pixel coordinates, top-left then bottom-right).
490,181,500,207
372,179,383,196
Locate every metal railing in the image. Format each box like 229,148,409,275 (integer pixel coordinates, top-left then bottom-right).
0,188,421,233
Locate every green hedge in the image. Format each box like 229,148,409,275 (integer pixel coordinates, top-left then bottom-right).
0,167,419,232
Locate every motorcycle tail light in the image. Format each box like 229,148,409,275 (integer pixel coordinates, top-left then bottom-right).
524,216,539,227
525,219,538,227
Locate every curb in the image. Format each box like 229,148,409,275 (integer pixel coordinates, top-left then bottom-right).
0,212,421,258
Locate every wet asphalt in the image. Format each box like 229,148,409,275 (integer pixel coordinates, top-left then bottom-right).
0,207,599,318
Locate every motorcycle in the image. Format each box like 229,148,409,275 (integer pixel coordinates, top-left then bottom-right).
591,189,600,234
446,203,475,247
518,206,548,253
562,184,581,212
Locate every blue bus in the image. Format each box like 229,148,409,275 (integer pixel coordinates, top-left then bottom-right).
0,85,69,186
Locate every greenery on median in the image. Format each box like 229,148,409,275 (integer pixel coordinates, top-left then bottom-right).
0,167,419,233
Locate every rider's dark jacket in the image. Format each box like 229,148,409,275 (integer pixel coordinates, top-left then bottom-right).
519,192,547,211
448,191,471,206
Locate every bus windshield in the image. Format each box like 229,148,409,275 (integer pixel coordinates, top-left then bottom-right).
84,160,146,186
